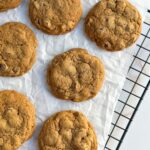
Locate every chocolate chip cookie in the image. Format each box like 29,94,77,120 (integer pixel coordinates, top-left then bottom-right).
39,110,97,150
0,90,36,150
29,0,82,35
0,0,22,12
0,22,37,77
85,0,142,51
47,48,104,102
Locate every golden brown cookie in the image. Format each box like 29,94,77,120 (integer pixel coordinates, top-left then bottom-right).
47,48,104,102
85,0,142,51
0,90,36,150
39,110,97,150
0,0,22,12
29,0,82,35
0,22,37,77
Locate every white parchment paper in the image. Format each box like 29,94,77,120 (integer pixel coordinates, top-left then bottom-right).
0,0,146,149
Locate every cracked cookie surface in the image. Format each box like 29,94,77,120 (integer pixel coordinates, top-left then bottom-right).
0,0,22,12
85,0,142,51
0,22,37,77
0,90,36,150
39,110,97,150
47,48,104,102
29,0,82,35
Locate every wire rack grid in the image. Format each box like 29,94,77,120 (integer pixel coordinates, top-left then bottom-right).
104,11,150,150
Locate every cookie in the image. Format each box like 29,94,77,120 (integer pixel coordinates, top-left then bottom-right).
47,48,104,102
0,22,37,77
39,110,97,150
85,0,142,51
0,90,36,150
29,0,82,35
0,0,22,12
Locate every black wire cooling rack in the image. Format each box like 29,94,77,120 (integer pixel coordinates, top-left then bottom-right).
104,11,150,150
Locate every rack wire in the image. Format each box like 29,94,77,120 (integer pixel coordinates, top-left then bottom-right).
104,11,150,150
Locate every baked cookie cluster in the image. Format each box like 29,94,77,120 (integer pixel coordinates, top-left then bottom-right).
0,90,35,150
29,0,82,35
47,48,104,102
85,0,142,51
39,110,97,150
0,22,37,76
0,0,22,12
0,0,142,149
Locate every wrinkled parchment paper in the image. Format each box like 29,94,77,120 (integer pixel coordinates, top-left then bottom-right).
0,0,146,149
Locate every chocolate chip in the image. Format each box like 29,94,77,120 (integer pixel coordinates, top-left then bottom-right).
0,63,7,71
13,67,20,73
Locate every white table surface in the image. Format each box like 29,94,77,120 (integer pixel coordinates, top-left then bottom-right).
120,89,150,150
119,1,150,149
